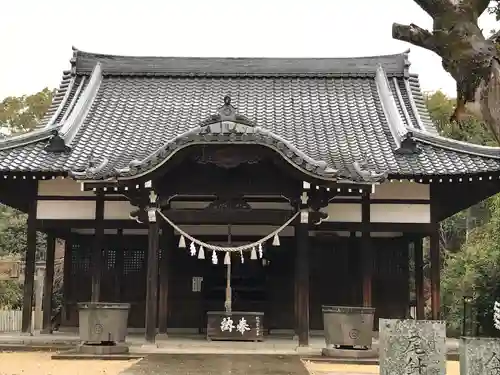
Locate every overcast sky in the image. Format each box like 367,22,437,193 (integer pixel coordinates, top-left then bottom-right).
1,0,498,99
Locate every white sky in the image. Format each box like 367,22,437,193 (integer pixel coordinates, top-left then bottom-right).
1,0,498,99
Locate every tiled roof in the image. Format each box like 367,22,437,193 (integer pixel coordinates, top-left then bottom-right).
0,48,500,181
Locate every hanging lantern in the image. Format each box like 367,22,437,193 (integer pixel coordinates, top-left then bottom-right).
198,246,205,259
212,250,218,265
240,250,244,264
224,252,231,265
250,247,257,260
190,242,196,256
178,235,186,248
258,243,263,258
272,233,280,246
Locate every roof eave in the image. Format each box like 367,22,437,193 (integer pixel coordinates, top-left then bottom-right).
411,129,500,159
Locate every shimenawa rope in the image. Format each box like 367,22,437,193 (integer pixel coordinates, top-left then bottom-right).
155,208,299,252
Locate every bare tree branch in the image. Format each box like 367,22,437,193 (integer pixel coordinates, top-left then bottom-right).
392,23,438,53
472,0,492,16
489,29,500,42
413,0,449,16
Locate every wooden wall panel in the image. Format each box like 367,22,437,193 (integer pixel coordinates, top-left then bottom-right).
62,234,410,332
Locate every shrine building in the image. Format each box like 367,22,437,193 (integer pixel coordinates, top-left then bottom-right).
2,48,500,346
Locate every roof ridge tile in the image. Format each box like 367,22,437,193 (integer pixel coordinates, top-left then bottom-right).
72,48,410,77
374,65,411,152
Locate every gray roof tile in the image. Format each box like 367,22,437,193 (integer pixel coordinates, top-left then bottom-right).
0,49,500,180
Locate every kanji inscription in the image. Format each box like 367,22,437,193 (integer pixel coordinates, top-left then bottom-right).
460,337,500,375
207,312,264,341
379,319,446,375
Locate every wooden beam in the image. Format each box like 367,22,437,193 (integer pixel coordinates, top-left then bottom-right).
361,192,372,307
295,217,310,346
22,196,37,333
36,218,435,233
36,209,295,229
158,225,173,335
91,191,105,302
160,209,294,225
145,210,160,343
42,233,56,333
316,222,433,234
414,237,425,319
432,179,500,221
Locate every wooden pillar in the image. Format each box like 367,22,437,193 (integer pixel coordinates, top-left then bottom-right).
294,258,299,337
91,191,105,302
414,237,425,319
361,192,372,307
158,225,173,335
114,229,124,302
430,225,440,320
22,198,37,333
63,236,73,321
145,206,160,343
429,184,441,320
348,232,360,305
42,233,56,333
295,206,310,346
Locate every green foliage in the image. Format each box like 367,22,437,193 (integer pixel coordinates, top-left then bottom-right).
426,90,500,336
0,281,22,309
0,88,53,134
442,196,500,336
424,91,496,146
490,1,500,20
0,205,46,261
0,89,53,308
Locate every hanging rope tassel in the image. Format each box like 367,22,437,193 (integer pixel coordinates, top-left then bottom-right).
190,242,197,256
240,250,244,264
258,243,263,258
224,251,231,265
212,250,218,265
198,246,205,259
178,235,186,248
250,247,257,260
272,233,280,246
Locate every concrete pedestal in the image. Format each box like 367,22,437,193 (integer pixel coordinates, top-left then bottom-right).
321,346,377,359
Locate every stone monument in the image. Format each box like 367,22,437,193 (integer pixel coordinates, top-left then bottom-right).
379,319,446,375
460,337,500,375
459,300,500,374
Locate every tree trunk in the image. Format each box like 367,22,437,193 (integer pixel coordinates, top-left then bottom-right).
392,0,500,145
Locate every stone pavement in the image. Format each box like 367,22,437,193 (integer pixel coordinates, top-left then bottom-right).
303,360,461,375
118,354,310,375
0,331,461,356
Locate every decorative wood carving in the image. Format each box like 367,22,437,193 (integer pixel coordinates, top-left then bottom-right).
155,155,300,202
192,146,262,169
206,197,252,211
44,130,71,153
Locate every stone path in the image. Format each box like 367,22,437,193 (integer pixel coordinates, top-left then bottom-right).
303,360,461,375
0,352,138,375
118,354,310,375
303,361,377,375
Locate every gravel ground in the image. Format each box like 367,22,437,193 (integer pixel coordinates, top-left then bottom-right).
303,360,460,375
0,352,139,375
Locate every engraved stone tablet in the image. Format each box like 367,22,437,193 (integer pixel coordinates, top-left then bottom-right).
460,337,500,375
379,319,446,375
